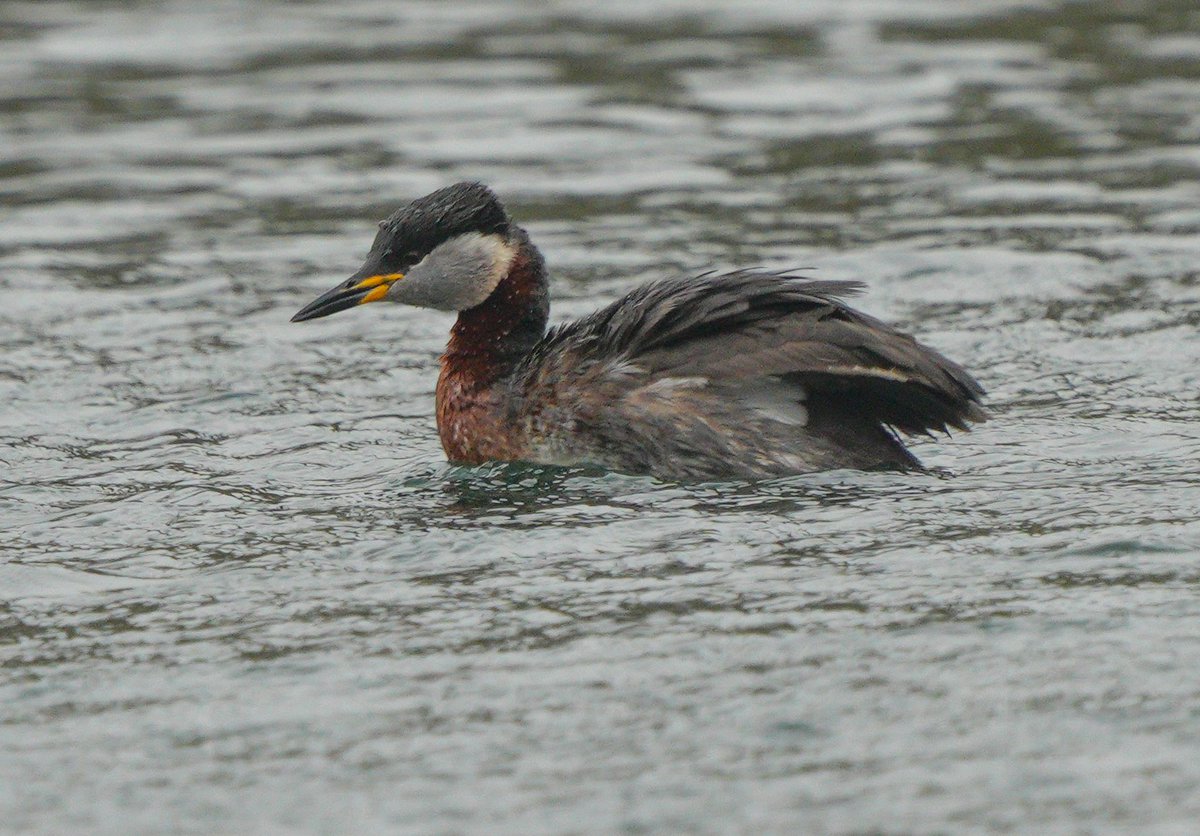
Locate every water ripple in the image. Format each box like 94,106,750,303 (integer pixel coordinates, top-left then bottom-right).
3,0,1200,832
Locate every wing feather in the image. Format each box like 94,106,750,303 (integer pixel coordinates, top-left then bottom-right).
520,271,984,439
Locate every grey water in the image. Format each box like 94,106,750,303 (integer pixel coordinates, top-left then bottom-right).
3,0,1200,832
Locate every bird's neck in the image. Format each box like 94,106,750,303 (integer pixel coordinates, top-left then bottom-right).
441,227,548,376
436,228,548,462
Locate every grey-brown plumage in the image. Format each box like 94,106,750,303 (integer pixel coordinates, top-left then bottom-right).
292,182,986,480
509,272,985,479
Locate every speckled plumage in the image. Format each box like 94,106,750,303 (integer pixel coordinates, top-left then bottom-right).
295,183,986,480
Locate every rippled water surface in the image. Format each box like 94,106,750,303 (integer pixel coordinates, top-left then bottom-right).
4,1,1200,831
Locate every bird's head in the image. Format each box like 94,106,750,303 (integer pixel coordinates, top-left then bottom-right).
291,182,518,322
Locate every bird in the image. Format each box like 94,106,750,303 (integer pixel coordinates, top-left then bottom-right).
291,182,986,480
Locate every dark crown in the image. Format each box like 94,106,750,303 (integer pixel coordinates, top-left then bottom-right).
371,182,511,268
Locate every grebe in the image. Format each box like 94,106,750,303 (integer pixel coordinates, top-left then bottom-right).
292,182,985,479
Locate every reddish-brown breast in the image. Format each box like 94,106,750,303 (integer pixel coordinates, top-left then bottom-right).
434,244,547,464
435,354,521,463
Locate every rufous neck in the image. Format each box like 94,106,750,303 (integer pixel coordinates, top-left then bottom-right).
442,226,548,378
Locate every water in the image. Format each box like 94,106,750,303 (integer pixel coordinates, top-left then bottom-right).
3,0,1200,831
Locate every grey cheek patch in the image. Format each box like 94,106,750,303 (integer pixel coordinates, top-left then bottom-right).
396,233,514,311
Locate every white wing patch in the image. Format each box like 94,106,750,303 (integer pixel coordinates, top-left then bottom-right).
737,378,809,427
818,365,913,383
639,376,709,394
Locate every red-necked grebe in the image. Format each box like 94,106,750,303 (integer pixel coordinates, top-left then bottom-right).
292,182,985,479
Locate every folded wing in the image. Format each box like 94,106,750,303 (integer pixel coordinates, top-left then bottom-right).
517,272,985,476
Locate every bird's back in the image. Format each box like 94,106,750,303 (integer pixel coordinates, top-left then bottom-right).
507,272,985,480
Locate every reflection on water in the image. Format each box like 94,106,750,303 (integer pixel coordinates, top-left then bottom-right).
3,0,1200,832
